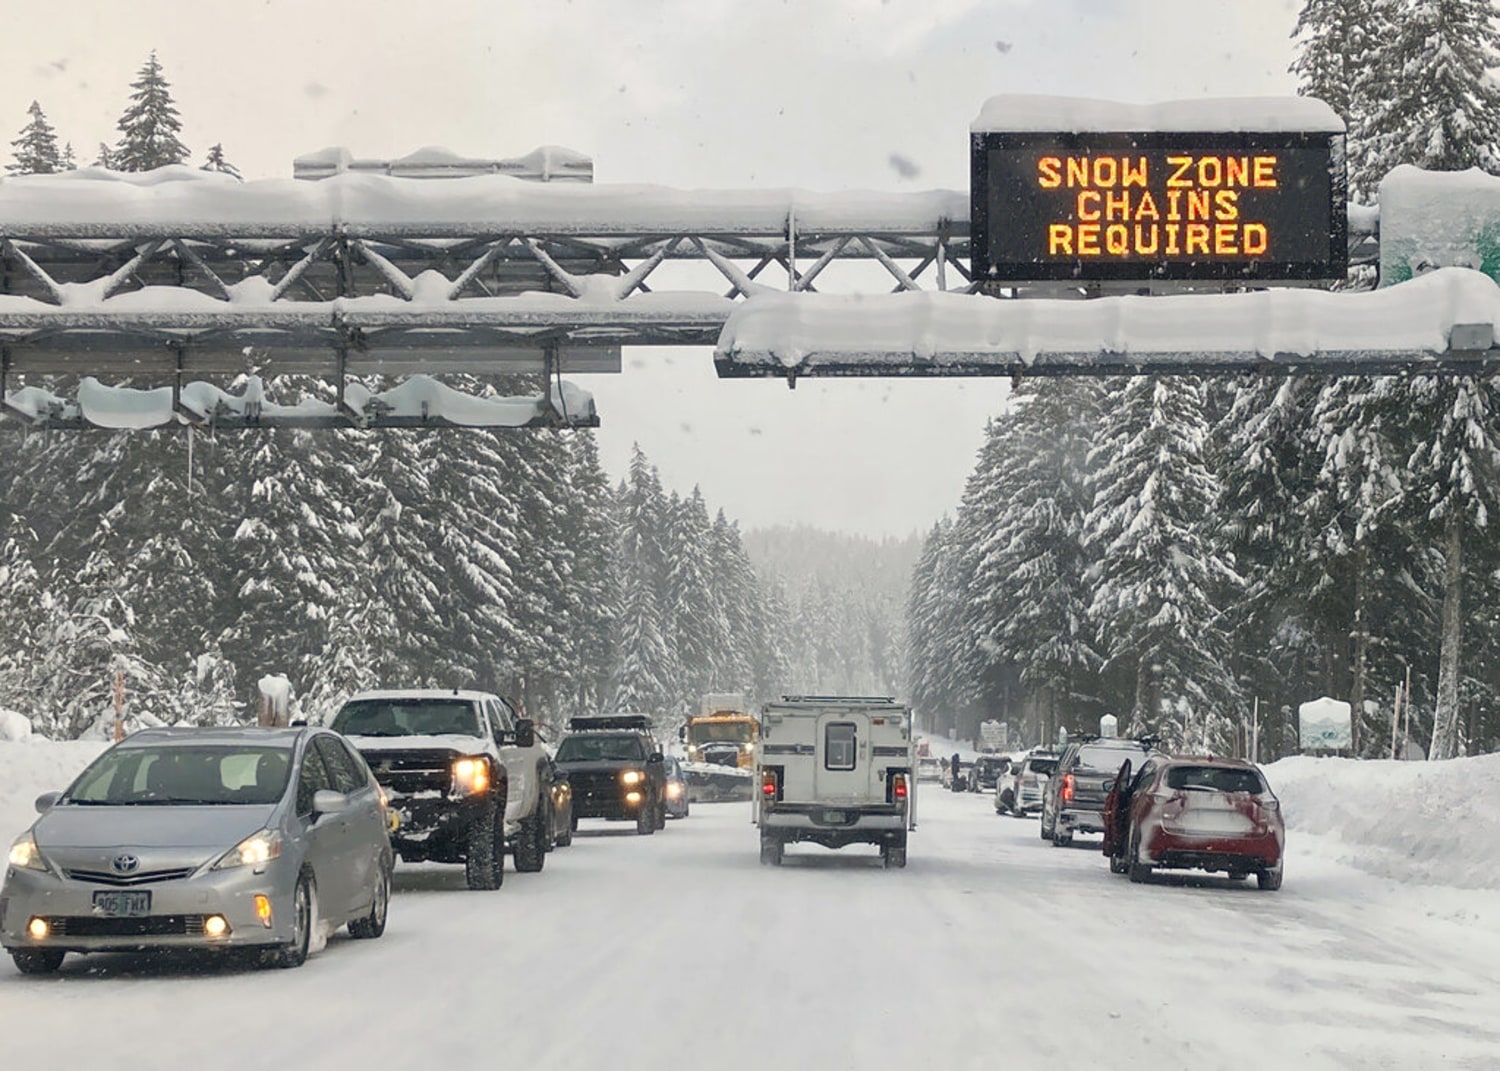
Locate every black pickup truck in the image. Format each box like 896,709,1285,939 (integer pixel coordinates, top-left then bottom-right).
553,715,668,835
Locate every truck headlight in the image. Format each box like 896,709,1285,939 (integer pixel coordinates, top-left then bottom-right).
621,769,645,786
8,832,50,872
453,757,491,795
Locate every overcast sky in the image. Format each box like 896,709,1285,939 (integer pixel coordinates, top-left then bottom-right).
2,0,1303,538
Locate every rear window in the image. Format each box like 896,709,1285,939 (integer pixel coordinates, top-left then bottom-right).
1026,758,1058,776
1075,745,1147,771
1165,765,1266,794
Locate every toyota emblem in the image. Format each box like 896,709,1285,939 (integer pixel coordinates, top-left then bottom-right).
111,853,140,874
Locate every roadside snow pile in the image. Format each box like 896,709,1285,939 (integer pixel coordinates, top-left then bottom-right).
1268,753,1500,891
0,709,33,741
0,740,108,843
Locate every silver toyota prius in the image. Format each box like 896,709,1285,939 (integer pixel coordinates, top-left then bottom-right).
1,726,394,975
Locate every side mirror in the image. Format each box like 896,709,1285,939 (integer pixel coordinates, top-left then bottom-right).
677,726,686,742
34,791,62,814
514,718,536,750
311,789,348,817
647,752,665,765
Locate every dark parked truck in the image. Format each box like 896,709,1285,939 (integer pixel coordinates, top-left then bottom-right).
553,716,668,835
330,689,554,890
1041,735,1160,846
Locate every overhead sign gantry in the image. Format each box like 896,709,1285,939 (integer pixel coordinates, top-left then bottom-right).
1,94,1494,428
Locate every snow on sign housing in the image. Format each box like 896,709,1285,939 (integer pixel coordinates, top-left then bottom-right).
969,95,1348,284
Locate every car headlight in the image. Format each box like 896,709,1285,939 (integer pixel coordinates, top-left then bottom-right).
213,829,283,870
452,757,491,796
621,769,645,786
666,782,684,799
8,832,50,872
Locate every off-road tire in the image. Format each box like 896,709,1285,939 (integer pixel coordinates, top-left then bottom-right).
264,872,315,968
1041,808,1055,841
1258,863,1284,891
10,949,65,975
555,809,574,847
655,800,668,830
760,835,784,866
1109,849,1129,875
514,807,548,873
465,798,504,890
348,862,391,939
1052,829,1073,847
636,797,656,835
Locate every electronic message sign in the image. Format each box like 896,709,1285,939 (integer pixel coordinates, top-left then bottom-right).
971,130,1346,284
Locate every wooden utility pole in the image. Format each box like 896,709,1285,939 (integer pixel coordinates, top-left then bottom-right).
112,671,125,742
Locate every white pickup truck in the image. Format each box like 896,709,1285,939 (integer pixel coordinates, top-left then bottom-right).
754,696,916,868
330,689,554,889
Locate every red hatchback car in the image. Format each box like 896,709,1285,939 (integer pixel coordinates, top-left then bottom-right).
1101,756,1285,891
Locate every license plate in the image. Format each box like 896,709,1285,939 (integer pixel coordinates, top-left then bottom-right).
821,810,846,823
92,890,151,917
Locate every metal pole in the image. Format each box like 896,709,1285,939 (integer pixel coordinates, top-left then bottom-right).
1251,697,1259,763
1390,682,1402,760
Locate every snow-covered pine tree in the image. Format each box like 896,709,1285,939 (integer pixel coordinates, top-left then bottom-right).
662,488,732,716
1289,0,1387,199
1084,377,1242,748
113,50,191,171
8,101,63,175
94,143,114,168
1358,0,1500,193
976,380,1105,743
555,432,620,715
1403,376,1500,758
61,142,76,169
0,517,46,718
201,142,242,179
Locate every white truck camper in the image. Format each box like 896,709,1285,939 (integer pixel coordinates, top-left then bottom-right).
754,696,916,868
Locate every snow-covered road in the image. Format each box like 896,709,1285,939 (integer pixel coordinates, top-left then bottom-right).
3,784,1498,1070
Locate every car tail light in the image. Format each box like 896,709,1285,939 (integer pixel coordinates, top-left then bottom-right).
1060,773,1075,803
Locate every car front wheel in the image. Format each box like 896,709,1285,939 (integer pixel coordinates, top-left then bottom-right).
10,949,65,975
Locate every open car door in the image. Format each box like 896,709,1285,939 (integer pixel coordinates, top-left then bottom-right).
1100,759,1133,859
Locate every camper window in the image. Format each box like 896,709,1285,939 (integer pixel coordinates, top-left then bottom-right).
825,722,857,770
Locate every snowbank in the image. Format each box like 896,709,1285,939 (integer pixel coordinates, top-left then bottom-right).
1267,753,1500,891
0,741,108,843
0,709,33,741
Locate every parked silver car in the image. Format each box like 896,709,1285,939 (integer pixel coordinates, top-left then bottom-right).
1,726,393,975
996,752,1058,816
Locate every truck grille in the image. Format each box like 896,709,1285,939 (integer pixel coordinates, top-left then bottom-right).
359,749,457,795
565,771,620,803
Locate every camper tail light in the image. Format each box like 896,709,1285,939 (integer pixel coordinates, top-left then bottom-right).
760,767,781,804
1061,772,1076,803
890,772,909,803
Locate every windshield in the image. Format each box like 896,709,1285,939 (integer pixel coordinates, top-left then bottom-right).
1166,765,1266,794
688,721,755,744
332,699,482,738
64,745,292,806
556,735,647,762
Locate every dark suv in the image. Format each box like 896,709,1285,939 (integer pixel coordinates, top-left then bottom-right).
553,716,668,835
1041,734,1161,846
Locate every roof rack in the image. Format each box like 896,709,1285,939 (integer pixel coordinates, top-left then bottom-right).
567,714,653,733
776,695,898,704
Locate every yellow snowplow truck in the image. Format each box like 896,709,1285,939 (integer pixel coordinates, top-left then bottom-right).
681,694,759,769
678,694,758,801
